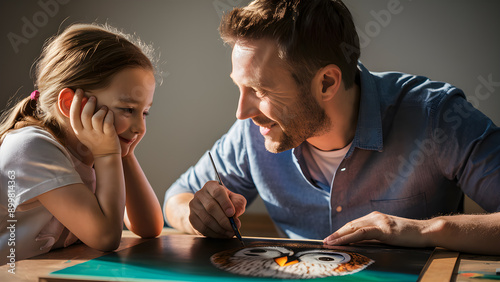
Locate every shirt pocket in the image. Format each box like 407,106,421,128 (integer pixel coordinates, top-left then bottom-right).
370,193,427,219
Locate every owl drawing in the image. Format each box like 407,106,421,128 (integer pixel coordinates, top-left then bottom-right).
210,243,374,279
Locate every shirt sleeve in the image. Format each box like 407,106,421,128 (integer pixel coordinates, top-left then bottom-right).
164,120,258,214
434,89,500,212
0,127,83,210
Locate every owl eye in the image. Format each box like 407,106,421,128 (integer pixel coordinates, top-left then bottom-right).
246,249,268,256
318,256,335,261
295,250,351,264
313,254,348,262
234,247,293,259
249,249,267,253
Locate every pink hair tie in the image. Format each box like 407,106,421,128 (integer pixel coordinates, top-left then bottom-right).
30,90,40,101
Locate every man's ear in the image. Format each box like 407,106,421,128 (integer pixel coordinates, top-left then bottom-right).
318,64,342,101
58,88,87,117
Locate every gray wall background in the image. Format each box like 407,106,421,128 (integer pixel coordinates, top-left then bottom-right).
1,0,498,216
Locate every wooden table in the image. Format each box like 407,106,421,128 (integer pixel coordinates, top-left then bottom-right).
1,228,499,282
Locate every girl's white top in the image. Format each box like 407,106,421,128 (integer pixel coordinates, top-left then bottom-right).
0,126,95,264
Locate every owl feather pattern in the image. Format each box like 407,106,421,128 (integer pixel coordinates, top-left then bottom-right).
211,242,374,279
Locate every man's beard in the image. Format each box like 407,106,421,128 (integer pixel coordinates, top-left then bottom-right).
260,88,331,153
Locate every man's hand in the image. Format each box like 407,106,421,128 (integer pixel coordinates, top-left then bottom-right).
323,211,500,255
69,89,121,158
188,181,247,238
323,211,434,248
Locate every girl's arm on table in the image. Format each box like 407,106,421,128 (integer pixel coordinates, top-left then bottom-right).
38,93,126,251
122,151,164,238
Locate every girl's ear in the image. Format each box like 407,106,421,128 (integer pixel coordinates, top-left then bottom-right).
58,88,87,117
58,88,75,117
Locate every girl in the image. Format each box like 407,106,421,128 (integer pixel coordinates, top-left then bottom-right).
0,23,164,264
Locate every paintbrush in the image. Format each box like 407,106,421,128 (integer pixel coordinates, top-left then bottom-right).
208,152,245,247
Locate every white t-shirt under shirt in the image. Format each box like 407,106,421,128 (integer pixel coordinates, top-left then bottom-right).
303,141,353,188
0,126,95,264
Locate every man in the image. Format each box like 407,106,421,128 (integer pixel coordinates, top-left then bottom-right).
164,0,500,255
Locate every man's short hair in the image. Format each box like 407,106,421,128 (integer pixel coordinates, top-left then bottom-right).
220,0,360,90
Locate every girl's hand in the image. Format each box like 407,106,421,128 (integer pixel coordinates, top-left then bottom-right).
124,131,145,158
69,89,121,158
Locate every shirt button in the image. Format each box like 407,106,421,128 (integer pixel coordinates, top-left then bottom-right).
336,206,342,213
340,168,346,172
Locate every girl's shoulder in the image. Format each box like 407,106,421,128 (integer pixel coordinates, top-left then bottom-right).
5,125,53,137
1,126,70,159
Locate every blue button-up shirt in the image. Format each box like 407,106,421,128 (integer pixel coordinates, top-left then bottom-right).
164,63,500,240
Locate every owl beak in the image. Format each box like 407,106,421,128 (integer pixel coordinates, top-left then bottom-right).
274,256,299,267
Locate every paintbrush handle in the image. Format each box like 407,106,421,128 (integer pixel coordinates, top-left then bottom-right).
208,152,245,246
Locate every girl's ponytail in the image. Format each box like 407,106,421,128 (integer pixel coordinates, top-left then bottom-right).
0,94,43,144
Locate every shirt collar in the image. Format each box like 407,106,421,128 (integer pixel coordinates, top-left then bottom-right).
345,62,384,158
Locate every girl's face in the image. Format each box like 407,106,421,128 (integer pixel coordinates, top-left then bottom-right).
89,67,156,157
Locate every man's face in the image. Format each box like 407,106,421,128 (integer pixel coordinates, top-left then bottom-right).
230,39,330,153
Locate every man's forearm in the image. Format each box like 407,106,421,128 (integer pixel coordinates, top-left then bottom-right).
165,193,198,234
324,211,500,255
427,212,500,255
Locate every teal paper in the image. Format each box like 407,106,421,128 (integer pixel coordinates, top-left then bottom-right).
49,235,427,282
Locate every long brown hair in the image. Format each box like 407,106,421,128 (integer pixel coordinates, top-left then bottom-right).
0,23,156,144
220,0,360,91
